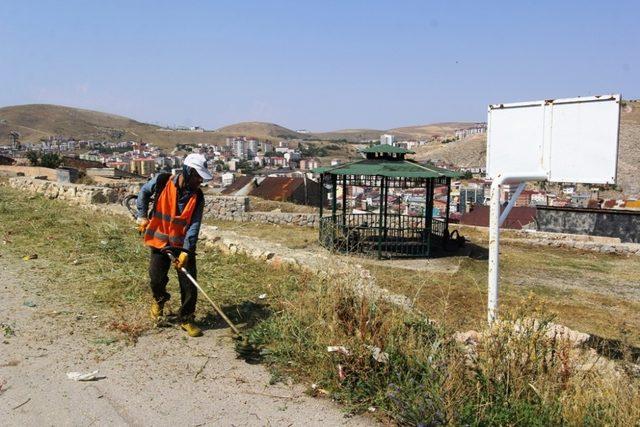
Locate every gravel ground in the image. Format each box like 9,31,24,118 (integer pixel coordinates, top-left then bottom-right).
0,258,374,426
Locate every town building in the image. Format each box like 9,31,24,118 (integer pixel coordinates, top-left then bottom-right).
380,134,395,146
130,158,156,176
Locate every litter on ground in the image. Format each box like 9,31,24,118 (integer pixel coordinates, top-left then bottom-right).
327,345,350,356
66,370,103,381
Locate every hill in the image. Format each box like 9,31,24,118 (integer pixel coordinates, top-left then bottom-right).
387,122,482,140
311,122,480,142
413,133,487,167
311,128,384,142
0,104,154,143
617,100,640,195
215,121,305,140
0,104,307,149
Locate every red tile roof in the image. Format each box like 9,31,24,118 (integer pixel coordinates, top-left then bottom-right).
221,175,255,195
460,205,537,229
249,177,304,201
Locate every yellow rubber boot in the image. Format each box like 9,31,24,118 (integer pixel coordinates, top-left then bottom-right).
150,301,164,320
180,320,203,337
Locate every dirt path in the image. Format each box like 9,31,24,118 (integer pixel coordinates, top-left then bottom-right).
0,259,373,426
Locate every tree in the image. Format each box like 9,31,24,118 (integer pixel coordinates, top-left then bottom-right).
26,151,40,166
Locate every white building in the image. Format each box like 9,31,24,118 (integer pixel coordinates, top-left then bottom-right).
262,142,273,153
380,134,395,146
247,140,258,157
234,140,246,159
221,172,234,187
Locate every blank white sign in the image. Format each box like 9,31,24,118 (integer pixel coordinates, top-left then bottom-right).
486,95,620,184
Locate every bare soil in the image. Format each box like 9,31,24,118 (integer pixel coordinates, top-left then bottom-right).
0,258,373,426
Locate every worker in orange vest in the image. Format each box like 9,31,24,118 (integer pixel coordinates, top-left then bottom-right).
135,153,212,337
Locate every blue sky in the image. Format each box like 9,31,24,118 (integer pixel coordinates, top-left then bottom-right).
0,1,638,131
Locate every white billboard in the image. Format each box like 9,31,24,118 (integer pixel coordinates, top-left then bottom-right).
486,94,621,184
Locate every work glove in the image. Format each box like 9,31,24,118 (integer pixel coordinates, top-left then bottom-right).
173,252,189,270
136,217,149,235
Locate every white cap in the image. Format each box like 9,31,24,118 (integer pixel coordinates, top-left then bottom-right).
183,153,213,181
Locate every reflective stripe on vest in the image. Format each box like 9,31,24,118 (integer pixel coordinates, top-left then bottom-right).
143,176,198,250
152,211,188,227
144,228,185,246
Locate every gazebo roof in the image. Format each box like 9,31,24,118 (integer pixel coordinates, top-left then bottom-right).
313,143,459,179
312,158,460,179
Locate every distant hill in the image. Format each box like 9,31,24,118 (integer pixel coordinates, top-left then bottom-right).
215,121,305,140
413,133,487,168
617,100,640,195
0,104,153,143
311,122,480,142
311,128,384,142
0,104,309,149
387,122,482,140
0,104,482,149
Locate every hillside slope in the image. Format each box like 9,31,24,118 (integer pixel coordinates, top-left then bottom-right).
310,128,384,142
387,122,482,140
617,100,640,195
312,122,481,142
0,105,303,149
0,104,154,143
215,121,304,140
413,133,487,167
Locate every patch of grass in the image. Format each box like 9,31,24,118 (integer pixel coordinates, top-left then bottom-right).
246,273,640,425
206,218,640,344
247,196,318,214
204,218,319,250
2,322,15,337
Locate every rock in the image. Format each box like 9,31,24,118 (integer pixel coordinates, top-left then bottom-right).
600,245,615,254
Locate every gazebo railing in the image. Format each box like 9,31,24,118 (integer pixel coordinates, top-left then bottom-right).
319,213,448,258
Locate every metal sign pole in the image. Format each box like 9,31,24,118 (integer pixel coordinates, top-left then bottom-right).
488,173,545,324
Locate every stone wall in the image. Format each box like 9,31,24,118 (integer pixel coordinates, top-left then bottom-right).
6,177,120,205
203,195,319,228
205,195,249,216
537,205,640,243
4,178,319,227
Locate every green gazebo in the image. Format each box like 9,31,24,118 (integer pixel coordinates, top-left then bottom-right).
313,144,460,259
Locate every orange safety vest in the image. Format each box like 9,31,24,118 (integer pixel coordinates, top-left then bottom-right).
144,177,198,249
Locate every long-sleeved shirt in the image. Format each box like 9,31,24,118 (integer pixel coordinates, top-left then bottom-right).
137,174,204,252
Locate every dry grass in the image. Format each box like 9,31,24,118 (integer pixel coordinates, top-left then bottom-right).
2,185,638,424
204,218,319,250
247,270,640,425
366,243,640,347
247,196,318,214
206,218,640,346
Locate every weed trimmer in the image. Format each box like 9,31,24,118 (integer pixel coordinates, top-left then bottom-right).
161,248,258,359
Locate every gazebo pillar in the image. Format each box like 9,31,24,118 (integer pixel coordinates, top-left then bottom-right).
342,175,347,225
331,174,337,245
425,178,434,257
331,174,337,221
444,177,452,235
377,176,386,259
319,174,324,217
